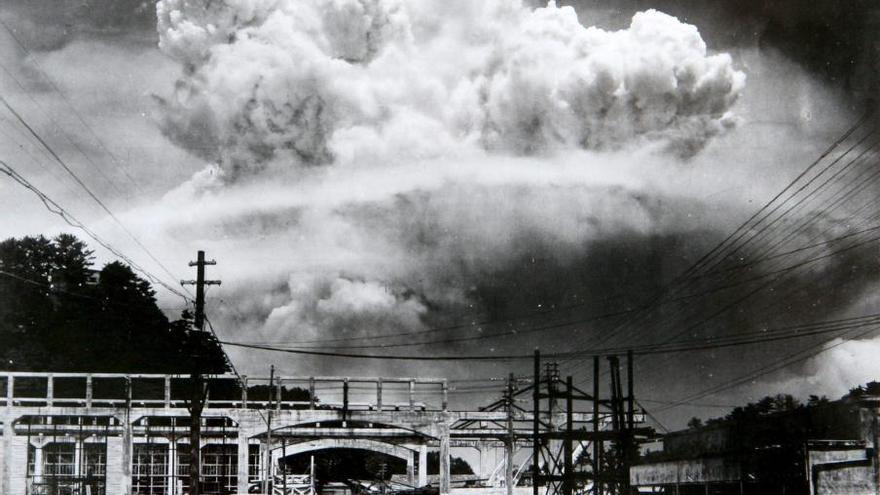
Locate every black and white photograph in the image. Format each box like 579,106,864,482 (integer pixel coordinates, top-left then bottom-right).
0,1,878,494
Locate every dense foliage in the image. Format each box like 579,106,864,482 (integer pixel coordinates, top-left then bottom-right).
427,451,474,475
0,234,228,373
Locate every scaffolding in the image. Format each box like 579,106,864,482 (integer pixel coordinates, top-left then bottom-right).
530,350,652,495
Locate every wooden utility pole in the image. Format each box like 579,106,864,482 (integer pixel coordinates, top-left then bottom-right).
505,372,515,495
264,365,275,494
533,349,540,495
182,250,220,495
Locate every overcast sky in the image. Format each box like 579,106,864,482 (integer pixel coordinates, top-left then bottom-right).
1,0,878,429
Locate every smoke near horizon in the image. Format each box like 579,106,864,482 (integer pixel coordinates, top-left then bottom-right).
1,0,879,425
149,0,748,354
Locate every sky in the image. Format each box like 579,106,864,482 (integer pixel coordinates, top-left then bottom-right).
0,0,879,430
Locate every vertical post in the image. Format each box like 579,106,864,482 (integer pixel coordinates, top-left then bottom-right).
193,251,206,330
75,418,83,493
6,375,12,407
418,444,428,487
506,372,515,495
564,376,573,495
376,378,383,411
533,349,540,495
626,351,634,431
165,376,172,409
122,391,133,495
874,404,880,495
46,374,53,407
85,375,93,408
593,356,601,495
264,365,275,495
236,429,249,494
182,250,220,495
343,379,349,418
310,455,316,495
167,440,176,495
608,357,620,433
409,380,415,411
276,378,282,412
626,350,635,495
309,378,315,410
241,376,248,409
282,438,287,495
442,380,448,411
440,423,451,495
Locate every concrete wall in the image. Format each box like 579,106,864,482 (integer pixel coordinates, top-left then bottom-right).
815,464,874,495
630,457,741,486
451,487,532,495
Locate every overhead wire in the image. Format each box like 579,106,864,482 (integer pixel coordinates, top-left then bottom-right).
0,17,141,191
0,97,190,301
0,159,190,302
557,117,880,378
566,116,878,356
218,311,880,361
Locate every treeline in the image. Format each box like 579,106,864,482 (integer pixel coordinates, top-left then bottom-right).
0,234,228,373
686,381,880,429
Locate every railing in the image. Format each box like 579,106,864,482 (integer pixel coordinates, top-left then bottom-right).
0,372,449,411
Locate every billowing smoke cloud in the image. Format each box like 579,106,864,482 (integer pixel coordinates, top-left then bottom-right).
156,0,744,175
769,337,880,400
140,0,880,399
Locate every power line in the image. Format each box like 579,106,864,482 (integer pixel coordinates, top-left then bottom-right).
0,159,190,301
651,322,880,414
0,16,141,191
566,116,877,356
219,311,880,361
0,96,188,300
559,121,880,377
585,140,880,378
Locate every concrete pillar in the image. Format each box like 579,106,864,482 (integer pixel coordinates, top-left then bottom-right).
168,441,177,495
46,374,53,408
377,378,383,411
7,435,28,495
477,443,494,481
33,443,44,481
418,444,428,487
0,414,11,495
74,438,82,478
106,436,126,494
407,450,415,486
237,431,250,494
439,424,451,494
117,414,133,495
86,375,93,408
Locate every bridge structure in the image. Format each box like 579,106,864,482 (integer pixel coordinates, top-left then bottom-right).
0,371,623,495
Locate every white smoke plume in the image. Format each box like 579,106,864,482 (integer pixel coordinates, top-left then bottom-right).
148,0,751,370
142,0,880,394
156,0,744,175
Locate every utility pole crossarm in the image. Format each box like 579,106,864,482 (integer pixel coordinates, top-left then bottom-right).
183,250,221,495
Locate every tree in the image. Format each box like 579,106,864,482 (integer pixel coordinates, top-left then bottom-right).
725,394,803,422
427,451,474,475
0,234,228,373
686,417,703,429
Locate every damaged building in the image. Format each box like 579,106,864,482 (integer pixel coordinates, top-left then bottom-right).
630,395,880,494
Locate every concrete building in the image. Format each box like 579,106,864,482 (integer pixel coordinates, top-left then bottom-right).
630,396,880,494
0,371,577,495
